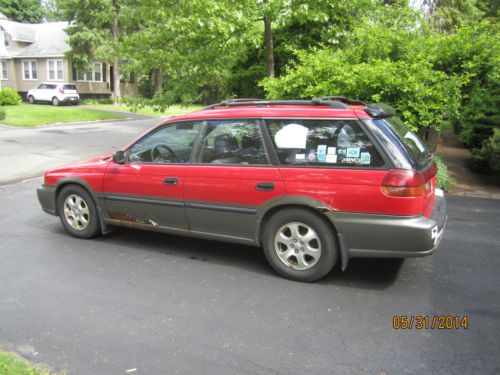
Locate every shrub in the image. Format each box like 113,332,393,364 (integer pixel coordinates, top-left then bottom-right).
81,97,114,105
0,87,22,106
434,155,453,192
0,107,5,121
472,128,500,173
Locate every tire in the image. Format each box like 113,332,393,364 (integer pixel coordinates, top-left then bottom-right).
57,185,101,239
52,97,60,106
28,95,35,104
72,101,79,106
262,208,338,282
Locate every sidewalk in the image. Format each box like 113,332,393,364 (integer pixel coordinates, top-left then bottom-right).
437,129,500,199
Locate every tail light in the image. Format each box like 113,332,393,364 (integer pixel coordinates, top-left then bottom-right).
59,87,64,94
381,169,425,197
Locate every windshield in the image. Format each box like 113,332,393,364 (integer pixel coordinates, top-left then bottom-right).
373,116,431,169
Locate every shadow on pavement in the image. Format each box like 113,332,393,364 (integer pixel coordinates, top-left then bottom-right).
50,224,404,290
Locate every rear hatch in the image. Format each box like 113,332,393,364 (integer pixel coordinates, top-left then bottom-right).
369,113,437,217
62,84,78,95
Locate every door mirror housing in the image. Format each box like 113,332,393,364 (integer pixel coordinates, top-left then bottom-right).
113,150,126,164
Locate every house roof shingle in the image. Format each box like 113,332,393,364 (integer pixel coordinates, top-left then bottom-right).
0,19,69,58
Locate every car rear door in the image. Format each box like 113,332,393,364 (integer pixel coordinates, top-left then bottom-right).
184,119,284,242
102,121,203,230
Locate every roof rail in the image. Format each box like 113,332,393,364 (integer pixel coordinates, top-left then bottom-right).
312,96,367,106
203,98,349,110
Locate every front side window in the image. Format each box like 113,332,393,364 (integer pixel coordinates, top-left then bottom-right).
265,119,384,167
196,120,269,165
47,59,64,80
0,60,7,79
23,60,38,80
128,122,202,164
77,63,103,82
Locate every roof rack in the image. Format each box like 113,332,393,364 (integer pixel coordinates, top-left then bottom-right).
203,98,350,110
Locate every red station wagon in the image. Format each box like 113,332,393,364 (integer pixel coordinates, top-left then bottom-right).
37,98,447,282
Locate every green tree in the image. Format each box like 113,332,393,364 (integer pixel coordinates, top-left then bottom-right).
58,0,125,102
0,0,44,23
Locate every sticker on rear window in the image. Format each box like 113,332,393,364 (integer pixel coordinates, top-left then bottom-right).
338,148,346,157
295,153,305,160
317,145,327,162
275,124,308,149
326,154,337,163
328,147,336,155
346,147,360,158
360,152,371,165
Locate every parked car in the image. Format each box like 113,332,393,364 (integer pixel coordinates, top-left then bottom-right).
27,82,79,106
37,98,447,282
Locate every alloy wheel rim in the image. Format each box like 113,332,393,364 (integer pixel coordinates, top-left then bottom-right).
63,194,90,230
274,222,321,270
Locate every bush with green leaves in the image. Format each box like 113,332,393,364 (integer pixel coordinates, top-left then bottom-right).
472,128,500,173
0,87,22,106
261,7,463,137
0,107,5,121
434,155,453,192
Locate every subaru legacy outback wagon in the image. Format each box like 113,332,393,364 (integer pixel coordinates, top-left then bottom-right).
37,98,447,282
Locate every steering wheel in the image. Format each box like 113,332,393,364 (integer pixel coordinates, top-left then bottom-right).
151,144,180,163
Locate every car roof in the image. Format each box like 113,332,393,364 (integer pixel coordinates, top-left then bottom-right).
169,105,371,122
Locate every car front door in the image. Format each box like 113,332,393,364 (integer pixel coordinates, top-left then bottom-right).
103,121,203,230
32,84,45,100
184,119,284,242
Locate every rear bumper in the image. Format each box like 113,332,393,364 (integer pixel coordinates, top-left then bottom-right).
61,96,79,103
328,189,447,263
37,185,57,216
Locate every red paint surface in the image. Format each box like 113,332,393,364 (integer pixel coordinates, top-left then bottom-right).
43,105,437,217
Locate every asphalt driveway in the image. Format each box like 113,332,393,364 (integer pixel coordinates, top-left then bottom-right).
0,179,499,374
0,117,158,185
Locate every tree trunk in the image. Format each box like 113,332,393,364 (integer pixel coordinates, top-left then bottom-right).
153,69,164,93
264,17,274,77
263,0,275,78
111,6,121,104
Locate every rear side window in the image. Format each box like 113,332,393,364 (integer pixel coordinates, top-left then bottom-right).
265,119,384,167
63,84,77,90
196,120,269,165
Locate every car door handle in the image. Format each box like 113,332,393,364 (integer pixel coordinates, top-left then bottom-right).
256,182,275,191
163,177,179,186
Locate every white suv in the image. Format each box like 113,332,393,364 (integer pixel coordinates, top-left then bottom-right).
27,83,80,106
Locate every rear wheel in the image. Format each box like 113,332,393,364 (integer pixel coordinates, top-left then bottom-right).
262,208,338,282
52,97,60,106
28,95,35,104
57,185,101,239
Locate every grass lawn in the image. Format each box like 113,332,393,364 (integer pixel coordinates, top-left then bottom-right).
1,104,128,127
87,103,204,117
0,350,62,375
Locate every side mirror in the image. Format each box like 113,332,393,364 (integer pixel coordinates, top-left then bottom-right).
113,150,126,164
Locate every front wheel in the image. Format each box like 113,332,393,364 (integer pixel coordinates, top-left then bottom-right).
52,97,60,106
28,95,35,104
57,185,101,239
262,209,338,282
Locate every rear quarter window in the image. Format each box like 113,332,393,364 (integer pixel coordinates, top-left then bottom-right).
265,119,384,168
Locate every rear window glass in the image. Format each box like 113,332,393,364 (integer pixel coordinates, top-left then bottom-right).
63,84,77,90
376,116,431,168
265,119,384,167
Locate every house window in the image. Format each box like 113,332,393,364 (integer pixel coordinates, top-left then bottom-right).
77,63,103,82
0,60,7,80
22,60,38,80
47,59,64,81
2,31,8,47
